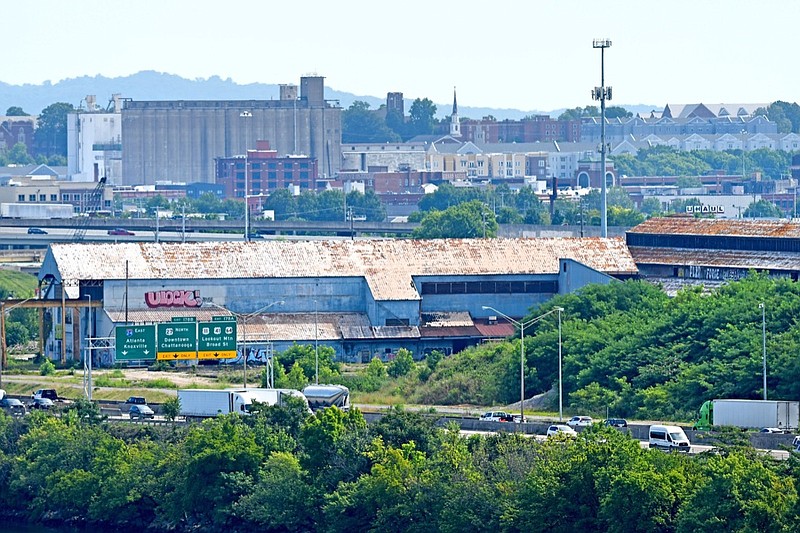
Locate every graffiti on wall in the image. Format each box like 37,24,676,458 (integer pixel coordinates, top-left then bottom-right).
145,290,202,308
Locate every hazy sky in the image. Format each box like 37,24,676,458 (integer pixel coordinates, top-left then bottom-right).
10,0,798,112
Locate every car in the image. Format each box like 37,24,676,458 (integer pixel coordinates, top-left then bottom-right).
29,397,54,410
760,427,786,434
246,232,264,239
125,396,147,405
0,397,27,416
108,228,134,236
604,418,628,428
567,416,594,428
547,424,578,437
480,411,515,422
129,404,155,420
27,227,47,235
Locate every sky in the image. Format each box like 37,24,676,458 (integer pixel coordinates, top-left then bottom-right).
8,0,799,113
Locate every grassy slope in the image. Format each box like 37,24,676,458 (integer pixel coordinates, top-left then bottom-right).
0,268,38,297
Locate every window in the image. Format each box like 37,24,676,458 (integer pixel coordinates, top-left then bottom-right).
50,194,57,201
385,318,409,326
39,194,46,202
28,194,36,201
17,195,24,202
283,172,293,180
73,194,81,201
251,163,261,170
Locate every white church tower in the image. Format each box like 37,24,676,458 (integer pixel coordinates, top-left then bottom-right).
450,86,461,138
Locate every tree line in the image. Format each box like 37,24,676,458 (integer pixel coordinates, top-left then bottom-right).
2,401,799,532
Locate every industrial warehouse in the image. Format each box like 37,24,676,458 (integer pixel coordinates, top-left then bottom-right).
34,237,637,366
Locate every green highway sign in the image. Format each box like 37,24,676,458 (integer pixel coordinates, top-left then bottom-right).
115,325,156,361
157,322,197,360
198,317,237,359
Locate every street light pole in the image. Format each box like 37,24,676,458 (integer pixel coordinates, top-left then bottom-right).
314,299,319,385
240,110,252,241
556,306,563,421
482,305,564,425
211,299,284,388
592,38,612,238
760,302,767,400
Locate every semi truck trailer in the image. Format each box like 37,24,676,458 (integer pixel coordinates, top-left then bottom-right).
178,388,308,419
694,399,800,431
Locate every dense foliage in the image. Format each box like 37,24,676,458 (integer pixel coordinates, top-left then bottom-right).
413,275,800,421
1,406,799,532
611,145,793,181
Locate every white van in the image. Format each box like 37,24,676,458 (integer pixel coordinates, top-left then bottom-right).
649,425,691,452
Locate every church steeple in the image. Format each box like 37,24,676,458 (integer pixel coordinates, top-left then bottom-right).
450,86,461,138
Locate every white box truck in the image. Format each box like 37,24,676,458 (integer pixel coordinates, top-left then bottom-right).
178,388,308,419
697,399,800,430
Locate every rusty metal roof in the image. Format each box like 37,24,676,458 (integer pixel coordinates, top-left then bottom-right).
46,238,637,301
473,319,517,338
629,217,800,238
629,246,800,270
420,311,474,327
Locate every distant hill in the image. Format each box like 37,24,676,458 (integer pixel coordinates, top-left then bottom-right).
0,71,657,120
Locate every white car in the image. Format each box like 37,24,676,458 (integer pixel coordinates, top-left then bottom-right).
547,424,578,437
567,416,594,428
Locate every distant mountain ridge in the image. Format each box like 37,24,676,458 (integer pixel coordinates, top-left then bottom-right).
0,71,657,120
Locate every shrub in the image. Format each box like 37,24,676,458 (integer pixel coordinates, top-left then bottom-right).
39,359,56,376
387,349,414,378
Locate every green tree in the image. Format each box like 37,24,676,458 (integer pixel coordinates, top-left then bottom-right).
342,100,400,143
743,199,783,218
387,348,414,378
675,453,796,532
5,106,29,116
7,142,33,164
412,200,497,239
34,102,74,157
231,452,315,531
299,406,370,487
165,415,263,526
263,188,297,220
162,396,181,421
408,98,437,137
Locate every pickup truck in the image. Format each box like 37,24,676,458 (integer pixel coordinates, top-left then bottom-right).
480,411,515,422
31,389,72,405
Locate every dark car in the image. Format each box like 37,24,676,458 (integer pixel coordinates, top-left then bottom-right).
30,397,54,410
129,404,155,420
108,228,135,236
125,396,147,405
27,227,48,235
0,397,27,416
604,418,629,428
